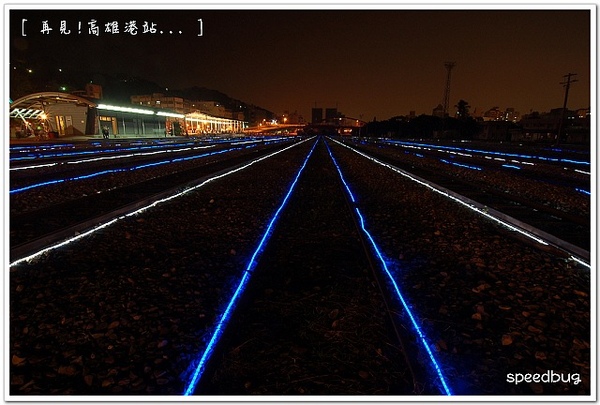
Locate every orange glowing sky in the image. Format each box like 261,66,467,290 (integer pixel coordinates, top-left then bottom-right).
9,7,592,121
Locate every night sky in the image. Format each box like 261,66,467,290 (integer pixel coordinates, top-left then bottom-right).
9,7,592,121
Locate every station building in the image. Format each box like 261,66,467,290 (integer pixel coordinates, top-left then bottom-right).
9,91,247,139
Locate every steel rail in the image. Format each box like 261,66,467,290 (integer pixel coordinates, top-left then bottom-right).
330,137,590,268
10,138,314,266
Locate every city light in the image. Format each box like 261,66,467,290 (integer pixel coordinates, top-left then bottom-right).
157,111,185,118
97,104,155,115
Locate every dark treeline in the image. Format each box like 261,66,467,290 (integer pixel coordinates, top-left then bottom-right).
357,114,481,140
357,99,481,139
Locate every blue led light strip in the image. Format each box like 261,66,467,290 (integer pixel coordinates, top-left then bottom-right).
440,159,482,171
11,139,294,193
11,170,120,193
10,139,202,162
501,164,521,170
9,138,314,268
11,145,250,194
182,139,318,396
384,139,590,166
332,138,591,270
576,188,591,196
10,137,287,168
325,140,452,396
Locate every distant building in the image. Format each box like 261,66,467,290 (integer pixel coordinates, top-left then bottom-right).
483,107,503,121
281,110,305,125
194,101,230,118
432,104,444,118
232,111,245,121
131,93,244,120
131,93,185,113
476,120,516,141
569,108,591,144
86,84,103,100
512,108,589,144
517,109,563,142
311,108,323,124
246,105,271,125
10,90,246,139
10,91,96,137
325,108,339,121
504,107,520,122
481,106,520,122
576,108,590,118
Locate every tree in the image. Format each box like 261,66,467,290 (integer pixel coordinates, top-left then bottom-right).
445,99,480,139
455,99,470,121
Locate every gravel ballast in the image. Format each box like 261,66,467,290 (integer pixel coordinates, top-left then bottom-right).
327,139,590,395
9,136,590,397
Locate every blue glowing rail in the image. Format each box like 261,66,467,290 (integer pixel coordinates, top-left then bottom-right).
384,140,590,166
9,140,205,161
11,170,120,193
11,138,295,193
10,147,245,194
9,137,288,162
334,138,590,269
576,188,591,196
501,164,521,170
325,140,452,396
440,159,482,171
182,139,318,396
10,138,314,268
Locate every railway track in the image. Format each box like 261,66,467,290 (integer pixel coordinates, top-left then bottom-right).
10,137,319,395
10,138,299,260
9,136,590,396
186,137,444,395
9,138,288,187
339,137,590,256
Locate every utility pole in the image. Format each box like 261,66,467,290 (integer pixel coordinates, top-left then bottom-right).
555,73,577,146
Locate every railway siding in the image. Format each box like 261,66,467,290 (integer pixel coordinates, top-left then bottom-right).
9,136,591,396
327,139,590,395
10,139,316,395
196,138,421,395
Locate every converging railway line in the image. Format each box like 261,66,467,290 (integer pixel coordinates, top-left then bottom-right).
10,137,298,258
184,139,443,396
343,137,590,255
9,135,590,397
